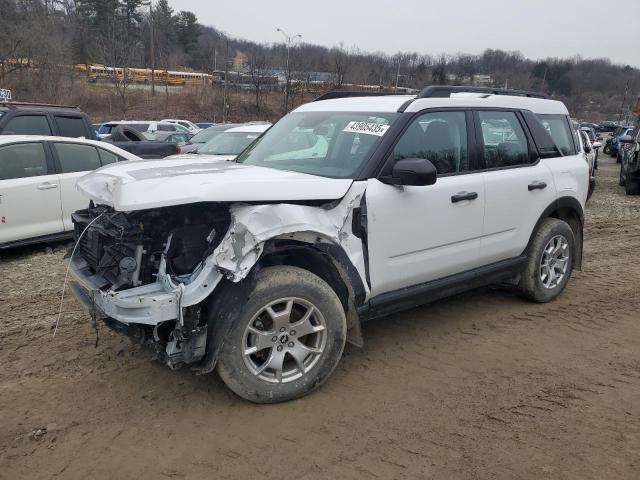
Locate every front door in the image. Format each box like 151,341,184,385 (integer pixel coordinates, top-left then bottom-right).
0,142,63,244
366,110,485,296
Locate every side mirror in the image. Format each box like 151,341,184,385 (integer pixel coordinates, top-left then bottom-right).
383,158,437,186
621,135,635,144
592,141,602,148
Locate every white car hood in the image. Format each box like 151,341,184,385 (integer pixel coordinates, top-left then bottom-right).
164,153,237,162
76,157,353,211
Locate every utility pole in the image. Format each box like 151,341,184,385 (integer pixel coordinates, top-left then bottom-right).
277,28,301,113
395,60,401,91
150,2,155,97
617,80,630,126
222,40,229,123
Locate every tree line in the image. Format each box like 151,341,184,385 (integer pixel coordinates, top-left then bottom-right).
1,0,638,121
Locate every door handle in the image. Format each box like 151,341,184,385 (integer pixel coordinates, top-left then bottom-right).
451,191,478,203
528,181,547,191
37,183,59,190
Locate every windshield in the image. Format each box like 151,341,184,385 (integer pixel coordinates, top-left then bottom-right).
198,131,262,155
237,111,399,178
190,127,227,144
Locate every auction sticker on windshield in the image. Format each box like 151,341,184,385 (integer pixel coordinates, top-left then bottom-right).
343,121,390,136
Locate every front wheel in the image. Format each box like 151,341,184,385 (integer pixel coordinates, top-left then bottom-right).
518,218,574,303
216,266,347,403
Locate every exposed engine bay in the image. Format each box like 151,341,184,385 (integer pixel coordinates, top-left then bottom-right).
72,203,231,291
71,202,231,369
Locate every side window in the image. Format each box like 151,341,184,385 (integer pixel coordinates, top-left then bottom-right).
536,114,576,156
478,111,529,169
55,116,88,138
0,142,48,180
97,148,120,165
3,115,52,135
53,143,101,173
393,111,469,175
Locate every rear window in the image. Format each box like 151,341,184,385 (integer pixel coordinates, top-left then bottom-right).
55,116,88,138
536,114,576,156
129,123,150,132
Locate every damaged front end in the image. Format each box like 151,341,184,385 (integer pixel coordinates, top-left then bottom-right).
68,183,369,370
69,202,231,368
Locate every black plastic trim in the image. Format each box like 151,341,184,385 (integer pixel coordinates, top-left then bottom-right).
418,85,548,99
359,256,527,320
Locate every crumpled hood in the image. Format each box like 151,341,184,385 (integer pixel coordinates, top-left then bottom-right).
76,157,353,211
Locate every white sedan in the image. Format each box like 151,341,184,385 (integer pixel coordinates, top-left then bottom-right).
0,136,139,248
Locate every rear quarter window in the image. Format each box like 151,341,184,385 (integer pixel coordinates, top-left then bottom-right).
536,114,576,156
55,115,88,138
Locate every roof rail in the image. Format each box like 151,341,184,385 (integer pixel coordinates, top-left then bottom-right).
0,101,80,110
417,85,549,99
313,91,409,102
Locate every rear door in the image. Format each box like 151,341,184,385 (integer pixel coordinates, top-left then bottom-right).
50,142,102,230
0,141,63,244
366,110,486,296
477,110,557,264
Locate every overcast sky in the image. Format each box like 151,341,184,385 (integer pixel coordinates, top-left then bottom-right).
167,0,640,67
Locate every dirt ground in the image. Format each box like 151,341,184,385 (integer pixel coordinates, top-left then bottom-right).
1,155,639,479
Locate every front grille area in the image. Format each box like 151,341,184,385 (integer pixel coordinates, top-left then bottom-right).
73,212,105,272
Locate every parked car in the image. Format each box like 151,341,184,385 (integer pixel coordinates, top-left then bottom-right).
598,121,619,133
610,126,634,161
581,126,601,168
0,101,95,139
178,123,245,154
0,136,138,248
103,125,182,159
161,119,202,134
577,129,596,198
97,121,190,139
618,124,640,195
67,86,588,403
172,123,271,160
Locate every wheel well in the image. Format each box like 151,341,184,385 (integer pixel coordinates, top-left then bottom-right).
545,206,583,270
256,241,351,312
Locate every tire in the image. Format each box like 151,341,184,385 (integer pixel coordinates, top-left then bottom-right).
619,162,626,186
518,218,574,303
603,144,611,155
216,266,347,403
625,179,640,196
616,152,622,163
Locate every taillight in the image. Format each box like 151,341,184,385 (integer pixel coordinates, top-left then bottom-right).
175,145,181,154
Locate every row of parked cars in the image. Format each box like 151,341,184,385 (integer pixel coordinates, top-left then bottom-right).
0,101,270,248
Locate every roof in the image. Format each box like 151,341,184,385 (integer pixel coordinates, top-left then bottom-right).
295,92,568,116
296,95,414,113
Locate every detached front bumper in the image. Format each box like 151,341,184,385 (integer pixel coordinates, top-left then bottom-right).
67,255,223,326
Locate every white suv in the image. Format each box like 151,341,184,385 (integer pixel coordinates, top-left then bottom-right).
67,86,588,403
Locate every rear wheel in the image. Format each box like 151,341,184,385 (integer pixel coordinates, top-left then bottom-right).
518,218,574,303
216,266,347,403
625,179,640,196
620,162,627,186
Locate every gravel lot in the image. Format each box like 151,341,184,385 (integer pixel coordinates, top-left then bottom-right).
1,155,639,479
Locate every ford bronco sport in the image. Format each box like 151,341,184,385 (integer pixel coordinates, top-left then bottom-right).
67,86,589,403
